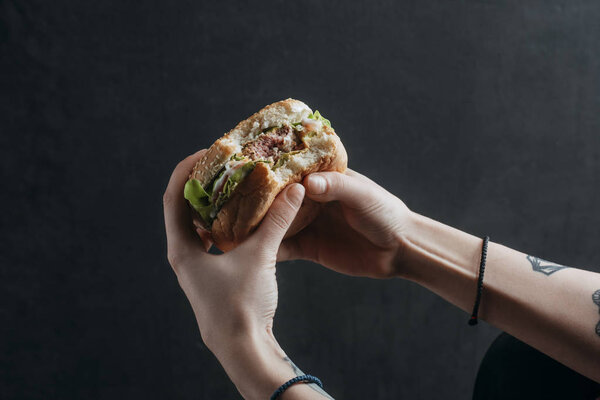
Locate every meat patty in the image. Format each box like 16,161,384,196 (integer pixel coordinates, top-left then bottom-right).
242,125,304,162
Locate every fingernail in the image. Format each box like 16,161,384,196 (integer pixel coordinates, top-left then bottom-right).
287,184,305,206
307,175,327,195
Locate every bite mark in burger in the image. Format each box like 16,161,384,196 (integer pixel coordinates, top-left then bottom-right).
184,99,347,251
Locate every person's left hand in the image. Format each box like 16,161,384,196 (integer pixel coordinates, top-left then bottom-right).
163,150,305,353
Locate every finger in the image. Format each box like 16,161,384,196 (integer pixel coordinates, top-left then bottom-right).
249,183,305,252
302,171,377,210
277,238,298,262
283,197,321,239
344,168,363,178
163,149,207,253
196,227,214,252
277,201,345,262
192,215,214,252
277,228,318,262
344,168,374,184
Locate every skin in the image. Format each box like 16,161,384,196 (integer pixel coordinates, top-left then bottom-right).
164,150,329,400
164,151,600,399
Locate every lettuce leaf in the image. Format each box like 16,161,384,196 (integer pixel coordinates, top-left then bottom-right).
185,162,257,225
184,179,214,223
307,110,331,127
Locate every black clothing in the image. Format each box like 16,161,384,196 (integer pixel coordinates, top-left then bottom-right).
473,333,600,399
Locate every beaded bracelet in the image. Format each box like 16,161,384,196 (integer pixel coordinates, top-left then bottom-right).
270,374,323,400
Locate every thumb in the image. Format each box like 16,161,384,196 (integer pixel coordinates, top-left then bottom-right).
252,183,305,250
303,171,375,210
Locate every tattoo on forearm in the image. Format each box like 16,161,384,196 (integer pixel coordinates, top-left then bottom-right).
526,255,569,276
593,290,600,337
283,357,334,399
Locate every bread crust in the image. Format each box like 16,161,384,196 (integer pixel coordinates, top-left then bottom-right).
211,162,281,250
188,99,347,251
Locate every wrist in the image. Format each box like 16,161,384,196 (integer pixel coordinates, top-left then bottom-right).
209,328,295,400
392,210,417,279
394,210,433,280
394,211,482,284
208,324,283,360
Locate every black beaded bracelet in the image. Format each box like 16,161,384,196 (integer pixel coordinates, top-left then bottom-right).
270,374,323,400
468,236,490,326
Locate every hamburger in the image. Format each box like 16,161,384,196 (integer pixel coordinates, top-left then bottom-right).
184,99,347,251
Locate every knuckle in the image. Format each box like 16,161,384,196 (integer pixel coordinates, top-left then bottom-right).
376,263,396,278
167,250,185,270
331,172,348,193
175,156,191,169
266,209,291,231
297,236,318,263
162,191,174,206
361,198,387,215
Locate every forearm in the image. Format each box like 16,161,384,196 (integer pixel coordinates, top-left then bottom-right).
399,212,600,382
208,329,334,400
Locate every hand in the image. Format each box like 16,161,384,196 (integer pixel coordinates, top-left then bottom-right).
278,169,411,278
164,151,338,399
163,150,305,351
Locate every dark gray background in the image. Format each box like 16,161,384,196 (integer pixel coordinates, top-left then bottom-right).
2,0,600,398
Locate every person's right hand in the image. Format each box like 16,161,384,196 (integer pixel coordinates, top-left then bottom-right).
277,169,411,278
